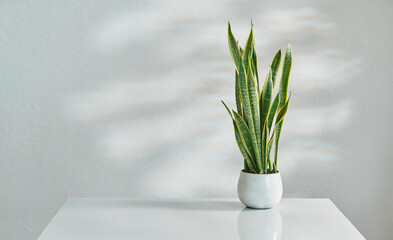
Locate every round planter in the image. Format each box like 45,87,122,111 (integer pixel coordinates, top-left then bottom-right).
237,170,283,209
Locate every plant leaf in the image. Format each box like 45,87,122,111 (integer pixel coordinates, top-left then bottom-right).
222,101,254,172
271,50,282,88
233,111,256,163
228,22,241,72
260,68,273,134
259,69,273,172
279,42,292,109
251,42,259,89
234,124,256,173
267,93,279,132
237,58,262,172
273,42,292,169
235,71,243,116
247,63,261,159
267,132,275,172
260,120,269,173
221,100,233,119
267,94,291,171
242,27,254,69
275,93,291,125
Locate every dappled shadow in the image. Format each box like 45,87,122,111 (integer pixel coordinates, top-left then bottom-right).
62,0,361,198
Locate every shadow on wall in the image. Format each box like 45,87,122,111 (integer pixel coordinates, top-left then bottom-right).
62,0,362,196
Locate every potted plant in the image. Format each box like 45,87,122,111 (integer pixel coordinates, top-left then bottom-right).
222,22,292,209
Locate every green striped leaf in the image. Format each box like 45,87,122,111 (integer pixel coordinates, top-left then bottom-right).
247,63,261,159
233,124,256,173
228,22,241,72
221,100,256,173
260,68,273,132
267,127,276,155
235,71,243,117
267,94,291,172
233,111,256,162
261,122,269,173
267,93,279,132
238,57,262,172
259,69,273,172
222,101,255,172
242,27,254,68
276,93,291,125
279,42,292,109
238,47,245,120
274,42,292,169
266,132,275,172
251,46,259,89
221,100,232,118
271,50,282,88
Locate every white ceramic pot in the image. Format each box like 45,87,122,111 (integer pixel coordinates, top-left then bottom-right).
237,170,283,209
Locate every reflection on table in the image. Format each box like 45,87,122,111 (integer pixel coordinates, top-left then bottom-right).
238,207,282,240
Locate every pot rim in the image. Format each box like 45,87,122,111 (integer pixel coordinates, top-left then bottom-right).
241,169,280,175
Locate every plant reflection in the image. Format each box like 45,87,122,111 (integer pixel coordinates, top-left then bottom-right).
237,207,282,240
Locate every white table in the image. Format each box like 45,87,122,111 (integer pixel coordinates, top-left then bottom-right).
38,198,365,240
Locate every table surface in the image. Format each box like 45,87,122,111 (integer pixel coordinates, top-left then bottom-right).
38,198,365,240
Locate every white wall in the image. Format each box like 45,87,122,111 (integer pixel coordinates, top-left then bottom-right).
1,0,392,239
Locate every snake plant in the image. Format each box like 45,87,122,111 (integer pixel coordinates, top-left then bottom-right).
222,22,292,174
